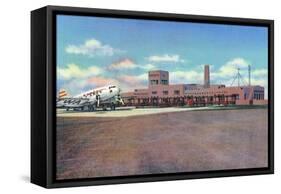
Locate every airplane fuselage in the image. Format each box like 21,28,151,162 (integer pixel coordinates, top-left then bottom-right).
57,85,122,111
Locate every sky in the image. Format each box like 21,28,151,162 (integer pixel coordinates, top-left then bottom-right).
56,14,268,98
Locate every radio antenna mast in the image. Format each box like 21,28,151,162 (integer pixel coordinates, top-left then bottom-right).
248,64,251,86
230,66,247,87
237,68,240,87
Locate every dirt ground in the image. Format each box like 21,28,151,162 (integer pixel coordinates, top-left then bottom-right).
56,108,268,180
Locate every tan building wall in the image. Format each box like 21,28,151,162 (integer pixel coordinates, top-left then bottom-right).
121,69,267,106
185,85,266,105
148,84,185,98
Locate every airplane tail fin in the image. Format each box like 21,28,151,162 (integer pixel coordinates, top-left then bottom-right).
58,89,69,99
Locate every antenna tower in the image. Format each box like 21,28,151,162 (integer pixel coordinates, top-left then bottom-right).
230,66,247,87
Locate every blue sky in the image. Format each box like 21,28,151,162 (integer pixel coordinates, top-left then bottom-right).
57,14,268,97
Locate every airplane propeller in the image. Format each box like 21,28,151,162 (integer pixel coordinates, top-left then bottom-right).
116,87,124,105
96,94,100,107
120,98,125,105
116,94,124,105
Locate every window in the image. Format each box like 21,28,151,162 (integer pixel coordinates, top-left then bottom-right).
174,90,180,95
163,91,168,95
161,80,168,85
150,80,158,85
254,92,260,99
152,91,157,95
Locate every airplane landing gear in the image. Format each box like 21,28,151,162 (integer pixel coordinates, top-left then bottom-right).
110,103,116,110
88,105,95,111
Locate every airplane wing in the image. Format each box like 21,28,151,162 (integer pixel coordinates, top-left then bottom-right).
57,97,96,109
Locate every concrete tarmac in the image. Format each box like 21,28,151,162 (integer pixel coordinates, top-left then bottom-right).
56,108,268,180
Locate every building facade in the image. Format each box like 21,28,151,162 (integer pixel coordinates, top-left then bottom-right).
121,65,267,106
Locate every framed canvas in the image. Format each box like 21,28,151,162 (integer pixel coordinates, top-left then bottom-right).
31,5,274,188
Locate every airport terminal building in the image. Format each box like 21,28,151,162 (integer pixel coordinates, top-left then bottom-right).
121,65,267,106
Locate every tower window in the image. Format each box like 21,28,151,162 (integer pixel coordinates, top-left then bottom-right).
150,80,159,85
161,80,168,85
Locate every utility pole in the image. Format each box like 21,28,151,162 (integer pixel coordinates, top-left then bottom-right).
248,65,251,86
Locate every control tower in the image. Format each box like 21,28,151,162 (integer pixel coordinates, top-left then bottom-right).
148,70,169,87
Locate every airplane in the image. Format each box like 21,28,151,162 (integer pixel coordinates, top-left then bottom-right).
56,85,124,111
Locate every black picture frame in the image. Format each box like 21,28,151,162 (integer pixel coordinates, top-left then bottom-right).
31,5,274,188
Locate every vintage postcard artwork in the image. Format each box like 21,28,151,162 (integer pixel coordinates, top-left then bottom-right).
56,15,269,180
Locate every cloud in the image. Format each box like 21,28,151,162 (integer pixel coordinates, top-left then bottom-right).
59,76,120,95
57,60,152,94
141,63,156,70
107,58,156,71
250,78,267,86
118,74,147,85
59,79,91,96
224,57,250,68
147,54,184,63
117,74,147,92
57,64,107,95
57,63,103,80
87,77,119,87
107,58,137,70
170,70,202,84
252,68,268,77
136,73,148,81
65,38,123,57
211,58,251,81
57,61,149,94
